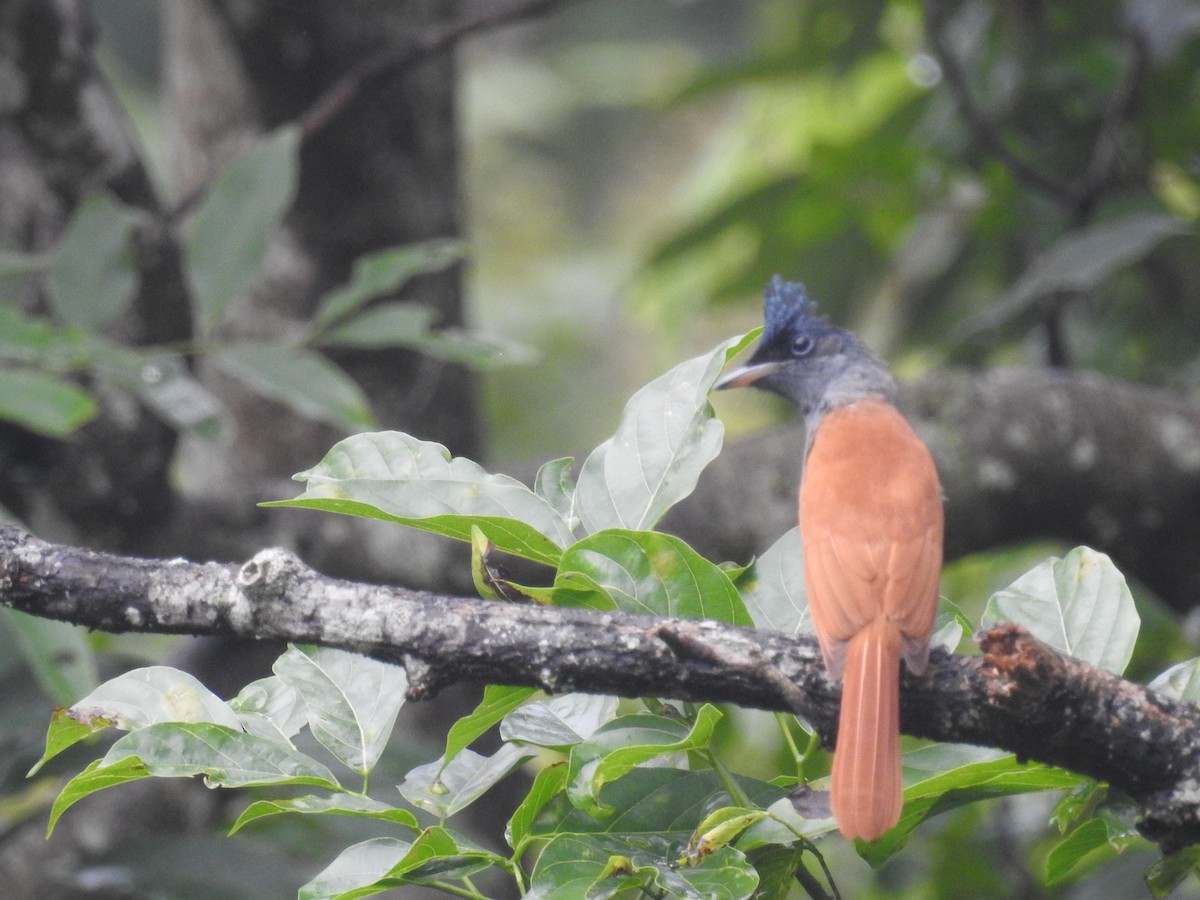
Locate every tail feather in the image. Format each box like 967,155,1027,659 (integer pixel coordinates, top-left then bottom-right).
831,620,902,841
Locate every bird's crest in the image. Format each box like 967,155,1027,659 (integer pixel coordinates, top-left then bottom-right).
763,275,825,340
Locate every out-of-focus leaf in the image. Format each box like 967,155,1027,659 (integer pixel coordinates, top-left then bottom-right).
957,214,1190,345
273,645,407,775
322,304,535,370
212,342,373,431
1045,816,1136,885
733,526,809,634
185,127,299,330
1146,846,1200,899
313,239,464,328
266,430,573,565
229,793,418,835
118,352,224,438
0,367,96,436
399,743,534,820
2,609,97,706
575,332,758,533
1150,658,1200,703
46,192,142,328
982,546,1139,674
553,529,752,626
391,327,536,370
319,302,435,346
0,250,43,278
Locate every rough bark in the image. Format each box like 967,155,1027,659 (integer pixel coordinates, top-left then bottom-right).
4,523,1200,852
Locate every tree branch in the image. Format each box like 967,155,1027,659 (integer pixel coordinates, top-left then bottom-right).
4,523,1200,851
670,366,1200,611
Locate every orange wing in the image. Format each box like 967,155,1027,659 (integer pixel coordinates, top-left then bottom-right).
799,398,943,841
799,399,943,677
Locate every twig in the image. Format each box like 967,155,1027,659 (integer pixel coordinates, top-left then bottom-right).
923,1,1073,205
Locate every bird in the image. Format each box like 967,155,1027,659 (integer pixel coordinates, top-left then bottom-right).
715,276,943,841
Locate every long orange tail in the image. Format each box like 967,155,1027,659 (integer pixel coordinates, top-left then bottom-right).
830,619,902,841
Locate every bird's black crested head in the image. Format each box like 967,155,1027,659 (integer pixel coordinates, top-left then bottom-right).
762,276,822,342
715,275,895,418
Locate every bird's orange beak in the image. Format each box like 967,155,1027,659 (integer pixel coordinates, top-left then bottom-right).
714,360,785,391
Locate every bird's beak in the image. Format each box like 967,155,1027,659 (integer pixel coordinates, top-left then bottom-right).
713,360,785,391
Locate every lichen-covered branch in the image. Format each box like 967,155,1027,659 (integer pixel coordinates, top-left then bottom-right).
3,523,1199,850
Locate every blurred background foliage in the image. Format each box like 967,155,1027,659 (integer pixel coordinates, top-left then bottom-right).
5,0,1199,895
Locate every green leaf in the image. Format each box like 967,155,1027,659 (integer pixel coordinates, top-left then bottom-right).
322,304,535,370
66,665,243,731
3,609,97,705
534,457,577,525
30,707,116,777
506,762,569,849
553,529,752,626
686,807,769,861
0,249,43,278
386,326,536,370
313,239,464,329
1045,816,1135,885
299,829,504,900
101,721,341,787
186,126,300,330
0,367,96,436
319,301,436,346
566,707,723,816
856,745,1085,865
500,693,619,750
575,332,758,533
212,343,374,431
265,430,573,565
229,793,419,835
46,192,142,328
526,832,758,900
531,767,786,838
1149,657,1200,703
114,352,224,437
442,684,537,766
972,214,1190,337
272,646,407,775
1147,847,1200,899
48,722,342,835
734,526,810,634
228,675,307,742
398,743,533,819
982,547,1139,673
47,755,149,836
300,836,413,900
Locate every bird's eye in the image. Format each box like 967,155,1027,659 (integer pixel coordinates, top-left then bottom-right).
791,334,815,357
